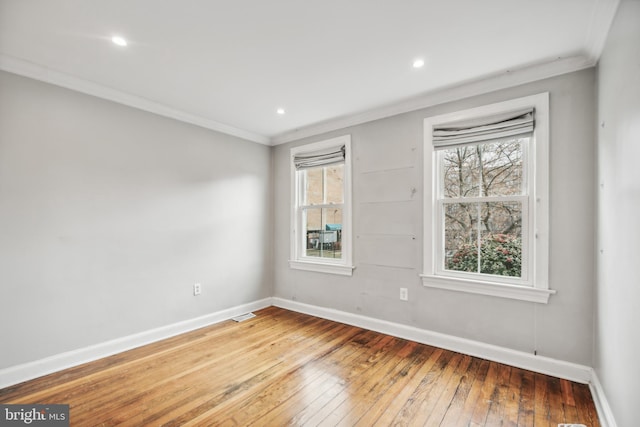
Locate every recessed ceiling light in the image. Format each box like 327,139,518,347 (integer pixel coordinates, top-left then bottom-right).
111,36,128,47
413,58,425,68
276,108,286,115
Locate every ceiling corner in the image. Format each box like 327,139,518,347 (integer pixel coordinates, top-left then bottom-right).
0,54,270,146
584,0,621,63
269,55,596,146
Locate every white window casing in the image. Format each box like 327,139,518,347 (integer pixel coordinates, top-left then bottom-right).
421,93,555,303
289,135,354,276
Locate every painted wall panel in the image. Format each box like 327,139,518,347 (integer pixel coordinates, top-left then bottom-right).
595,1,640,426
356,167,419,204
354,116,419,173
0,71,273,369
357,264,419,323
357,200,419,236
357,235,418,268
273,68,596,366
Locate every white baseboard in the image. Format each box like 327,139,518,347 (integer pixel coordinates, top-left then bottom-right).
272,297,593,384
2,297,615,427
0,298,273,389
589,369,618,427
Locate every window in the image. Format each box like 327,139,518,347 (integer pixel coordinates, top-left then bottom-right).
422,94,554,303
290,135,353,275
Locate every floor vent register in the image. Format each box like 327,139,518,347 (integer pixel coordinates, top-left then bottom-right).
231,312,256,322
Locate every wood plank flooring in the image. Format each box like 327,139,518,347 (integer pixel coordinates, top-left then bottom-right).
0,307,600,426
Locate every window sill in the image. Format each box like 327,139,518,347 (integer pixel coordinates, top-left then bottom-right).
420,274,555,303
289,260,355,276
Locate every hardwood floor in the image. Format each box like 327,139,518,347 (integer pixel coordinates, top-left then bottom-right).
0,307,600,426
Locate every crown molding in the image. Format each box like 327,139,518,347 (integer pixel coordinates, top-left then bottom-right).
2,45,612,149
270,55,596,145
584,0,620,63
0,54,270,145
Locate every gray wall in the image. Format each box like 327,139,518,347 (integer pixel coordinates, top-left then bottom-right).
273,68,597,366
596,1,640,425
0,71,273,369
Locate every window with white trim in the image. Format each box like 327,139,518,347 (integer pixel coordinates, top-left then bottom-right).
422,94,554,303
290,135,353,276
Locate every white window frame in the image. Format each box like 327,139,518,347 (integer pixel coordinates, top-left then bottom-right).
421,93,555,303
289,135,354,276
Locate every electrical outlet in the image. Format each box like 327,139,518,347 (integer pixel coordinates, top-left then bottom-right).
193,283,201,296
400,287,408,301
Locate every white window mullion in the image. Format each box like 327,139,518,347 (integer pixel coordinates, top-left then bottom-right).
300,203,344,210
475,202,481,273
437,199,445,272
441,195,528,204
521,197,530,282
322,167,327,205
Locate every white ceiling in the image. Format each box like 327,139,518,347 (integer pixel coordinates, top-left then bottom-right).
0,0,619,145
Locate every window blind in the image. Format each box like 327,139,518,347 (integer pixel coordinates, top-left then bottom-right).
293,145,345,170
432,108,534,149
